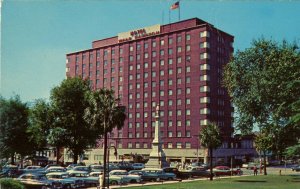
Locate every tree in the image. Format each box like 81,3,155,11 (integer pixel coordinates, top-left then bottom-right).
255,132,272,175
84,88,126,188
50,77,98,163
199,122,222,181
284,142,300,159
223,39,300,156
0,96,33,164
47,127,67,164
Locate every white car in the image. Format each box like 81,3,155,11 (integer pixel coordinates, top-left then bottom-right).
109,170,141,183
132,163,145,170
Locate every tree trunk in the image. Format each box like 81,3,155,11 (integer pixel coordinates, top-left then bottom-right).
11,153,15,165
102,132,108,189
56,146,60,165
263,151,267,175
73,151,78,164
209,148,213,181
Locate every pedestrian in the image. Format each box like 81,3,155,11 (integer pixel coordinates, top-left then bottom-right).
254,165,258,176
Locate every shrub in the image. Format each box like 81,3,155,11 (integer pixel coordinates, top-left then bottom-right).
0,178,24,189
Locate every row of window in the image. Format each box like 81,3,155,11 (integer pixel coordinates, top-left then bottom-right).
128,130,191,138
127,142,191,149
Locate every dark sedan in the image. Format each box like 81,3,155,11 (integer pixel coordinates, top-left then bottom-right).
17,173,63,189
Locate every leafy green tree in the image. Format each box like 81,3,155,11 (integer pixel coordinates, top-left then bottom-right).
284,142,300,159
255,132,272,175
0,96,33,164
223,39,300,157
50,77,98,163
199,122,222,181
47,127,67,164
84,88,126,188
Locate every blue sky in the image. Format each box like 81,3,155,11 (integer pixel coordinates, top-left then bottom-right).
1,0,300,102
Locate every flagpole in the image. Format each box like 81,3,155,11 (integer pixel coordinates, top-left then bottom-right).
179,0,181,21
169,9,170,24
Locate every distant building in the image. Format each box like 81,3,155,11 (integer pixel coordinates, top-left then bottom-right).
65,18,256,165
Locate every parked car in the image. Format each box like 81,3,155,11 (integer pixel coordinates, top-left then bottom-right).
89,171,103,177
88,164,103,172
213,166,242,176
68,170,98,187
67,166,90,173
180,166,210,178
132,163,145,170
244,163,264,170
116,163,134,171
46,172,84,189
109,170,141,183
291,165,300,172
43,166,67,174
0,165,23,178
17,173,63,189
142,168,176,181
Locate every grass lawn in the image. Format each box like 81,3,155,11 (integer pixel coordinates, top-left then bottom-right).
124,175,300,189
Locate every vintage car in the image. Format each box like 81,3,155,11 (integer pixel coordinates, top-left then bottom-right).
17,173,63,189
109,170,141,183
291,165,300,172
177,166,210,178
46,172,84,188
142,168,176,181
132,163,145,170
67,166,90,173
68,170,98,187
213,166,242,176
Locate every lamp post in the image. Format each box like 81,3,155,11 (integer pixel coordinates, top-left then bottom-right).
107,146,117,189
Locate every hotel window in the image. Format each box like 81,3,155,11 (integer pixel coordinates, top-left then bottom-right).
168,110,172,116
186,131,191,137
118,85,123,91
177,110,182,116
160,80,164,86
160,39,164,46
200,108,210,114
152,91,156,97
96,61,100,67
160,100,164,107
152,41,156,47
186,87,191,94
186,34,191,41
168,89,173,96
128,142,132,148
144,132,148,138
168,38,173,44
96,70,100,76
144,72,148,78
129,122,132,128
177,131,182,137
152,81,156,87
168,58,173,65
144,82,148,88
136,143,140,148
177,36,182,42
96,51,100,57
129,103,133,109
168,69,173,75
160,90,164,97
186,66,191,73
129,55,134,62
168,100,173,106
186,142,191,149
168,79,173,86
186,77,191,83
136,73,141,79
144,122,148,127
152,51,156,57
177,57,182,64
144,112,148,118
200,42,210,48
104,60,108,66
186,45,191,51
177,78,182,84
168,143,173,148
144,102,148,108
111,68,115,73
160,50,164,56
152,71,156,77
136,112,140,118
129,74,133,80
200,75,210,81
200,86,210,92
144,62,148,68
144,92,148,98
177,142,182,148
104,69,108,74
111,77,115,82
143,143,148,148
136,64,141,70
137,54,141,60
200,53,210,59
119,48,123,54
177,120,182,127
152,61,156,67
177,46,182,53
89,63,93,68
186,120,191,126
200,64,210,70
144,52,149,58
129,84,133,90
136,93,140,99
96,79,99,85
168,120,172,127
200,119,208,125
177,99,182,105
137,44,141,50
136,133,140,138
160,70,164,76
129,46,134,52
186,109,191,116
200,31,210,38
160,60,164,66
144,43,148,49
186,55,191,62
168,48,173,55
129,94,133,99
82,54,86,60
111,49,115,55
104,50,108,56
119,76,123,82
168,131,173,137
186,98,190,105
177,88,182,94
136,83,141,89
111,59,115,64
82,64,86,69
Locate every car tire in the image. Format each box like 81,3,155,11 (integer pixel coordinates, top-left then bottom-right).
156,178,160,182
64,185,71,189
110,180,118,185
168,177,173,180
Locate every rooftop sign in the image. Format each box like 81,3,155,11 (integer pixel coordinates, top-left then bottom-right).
118,24,161,43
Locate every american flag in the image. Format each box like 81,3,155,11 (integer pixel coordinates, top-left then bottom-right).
170,1,179,10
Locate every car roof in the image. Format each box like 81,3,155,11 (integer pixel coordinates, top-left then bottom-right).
142,168,163,171
46,172,68,175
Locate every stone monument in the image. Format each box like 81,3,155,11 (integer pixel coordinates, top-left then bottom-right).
145,105,168,168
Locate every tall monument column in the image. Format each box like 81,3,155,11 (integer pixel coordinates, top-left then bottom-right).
145,105,168,168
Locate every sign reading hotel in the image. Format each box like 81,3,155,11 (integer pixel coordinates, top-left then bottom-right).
118,24,161,43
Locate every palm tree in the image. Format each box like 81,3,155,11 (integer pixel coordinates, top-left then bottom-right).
85,88,126,188
199,122,222,181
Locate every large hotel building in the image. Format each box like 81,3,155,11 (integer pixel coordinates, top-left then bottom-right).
65,18,255,164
